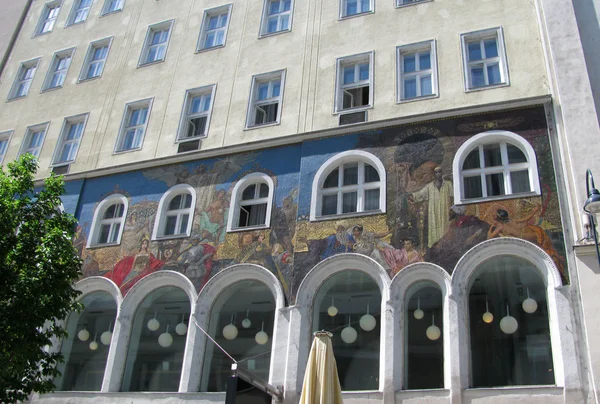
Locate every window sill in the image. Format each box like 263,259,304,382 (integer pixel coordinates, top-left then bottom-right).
77,75,102,84
334,105,372,116
100,9,123,18
456,191,540,206
65,20,87,28
310,209,384,223
113,147,142,155
137,59,166,68
244,121,281,131
195,44,226,54
51,161,74,168
6,95,27,103
41,85,64,94
86,241,121,249
152,234,191,241
465,82,510,93
339,10,374,21
259,29,291,39
33,31,52,38
396,0,433,9
397,93,439,104
463,385,561,397
227,224,270,233
175,135,207,144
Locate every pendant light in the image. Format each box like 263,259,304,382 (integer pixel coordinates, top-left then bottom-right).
255,321,269,345
147,312,160,331
414,297,424,320
482,298,494,324
341,315,357,344
242,309,252,329
77,326,90,342
327,297,338,317
89,333,98,351
426,313,441,341
100,322,113,345
158,325,174,348
359,303,376,331
499,303,518,334
222,315,238,340
522,288,538,314
175,314,188,336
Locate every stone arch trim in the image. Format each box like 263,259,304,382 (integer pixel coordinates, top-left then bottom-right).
75,276,123,305
390,262,451,303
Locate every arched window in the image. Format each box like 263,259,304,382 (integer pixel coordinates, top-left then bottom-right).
55,291,118,391
453,131,540,203
310,150,386,220
404,281,443,389
312,270,381,391
227,173,274,231
468,255,554,387
200,280,276,391
152,184,196,239
87,194,128,247
121,286,191,392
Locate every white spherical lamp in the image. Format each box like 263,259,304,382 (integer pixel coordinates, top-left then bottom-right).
100,331,112,345
413,298,424,320
175,322,188,336
158,326,173,348
77,327,90,342
426,314,441,341
327,297,338,317
482,299,493,324
255,331,269,345
89,340,98,351
499,305,518,334
522,289,538,314
359,304,376,332
223,324,238,340
147,314,160,331
341,326,357,344
242,310,252,328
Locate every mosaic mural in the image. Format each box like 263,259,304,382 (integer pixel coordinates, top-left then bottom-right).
74,106,567,304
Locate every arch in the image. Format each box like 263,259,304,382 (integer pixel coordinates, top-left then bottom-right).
152,183,196,240
75,276,123,305
391,262,451,302
309,150,387,221
452,130,541,204
226,172,275,232
87,193,128,247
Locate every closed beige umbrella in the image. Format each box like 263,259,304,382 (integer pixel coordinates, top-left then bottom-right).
299,331,343,404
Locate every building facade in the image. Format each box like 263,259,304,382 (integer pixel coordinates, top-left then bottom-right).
1,0,599,403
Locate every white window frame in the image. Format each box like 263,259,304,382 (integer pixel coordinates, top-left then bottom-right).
310,150,386,221
42,47,75,91
100,0,124,16
8,58,40,100
396,40,438,102
396,0,431,7
87,194,128,247
79,37,113,82
245,69,286,129
0,131,14,164
259,0,293,37
19,123,49,159
35,1,62,36
114,98,153,153
452,130,540,204
460,27,509,91
152,184,196,240
334,52,374,114
176,84,216,143
197,4,233,52
66,0,93,26
339,0,373,19
227,172,275,232
138,20,174,66
52,113,89,167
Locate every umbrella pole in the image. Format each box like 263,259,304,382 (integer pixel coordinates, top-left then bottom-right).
225,371,238,404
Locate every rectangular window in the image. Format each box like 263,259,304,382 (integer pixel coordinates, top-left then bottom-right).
461,27,509,90
197,4,232,51
0,131,13,164
177,85,216,142
139,21,174,66
43,48,75,91
36,1,62,35
53,114,88,166
101,0,124,15
8,59,40,100
67,0,93,26
20,123,49,158
335,52,373,113
397,40,437,101
340,0,372,18
115,99,152,152
79,37,112,81
260,0,292,36
246,70,285,128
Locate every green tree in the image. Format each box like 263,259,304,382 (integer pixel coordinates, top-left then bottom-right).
0,155,82,403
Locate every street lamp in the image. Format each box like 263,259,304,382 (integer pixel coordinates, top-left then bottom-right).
583,169,600,267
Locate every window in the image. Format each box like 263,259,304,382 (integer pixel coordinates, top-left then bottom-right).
19,123,49,158
80,38,112,81
8,59,40,100
397,0,429,6
335,52,373,113
246,70,285,128
340,0,372,18
67,0,93,26
0,131,12,164
87,194,128,247
260,0,292,36
52,114,88,166
397,40,437,102
152,184,196,239
115,98,152,153
468,256,554,387
461,27,509,90
42,48,75,91
453,131,540,203
35,1,62,35
197,5,232,51
227,173,274,231
177,85,215,142
310,150,385,220
139,21,174,66
101,0,124,15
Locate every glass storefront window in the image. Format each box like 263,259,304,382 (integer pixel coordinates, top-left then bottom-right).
313,270,381,391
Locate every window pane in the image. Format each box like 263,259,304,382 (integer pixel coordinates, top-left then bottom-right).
364,164,379,183
403,54,416,73
187,117,207,138
99,223,111,243
242,184,256,200
342,192,357,213
358,63,369,81
468,41,482,61
507,145,527,164
364,188,379,211
470,66,485,87
343,66,355,85
404,78,417,99
259,183,269,198
463,176,482,199
484,38,498,58
280,14,289,30
272,80,281,97
483,144,502,167
322,194,338,216
510,170,530,194
343,163,358,186
346,0,357,15
419,52,431,70
267,17,278,33
258,83,269,100
283,0,291,11
168,195,182,210
361,0,370,11
178,214,189,234
485,173,505,196
324,169,339,188
164,215,177,235
463,149,480,170
420,75,432,96
269,0,280,14
487,64,501,85
247,203,267,226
